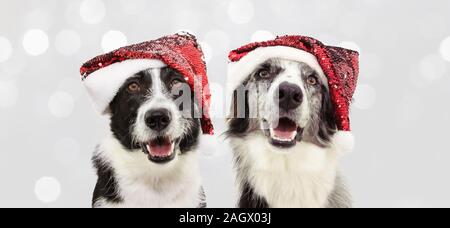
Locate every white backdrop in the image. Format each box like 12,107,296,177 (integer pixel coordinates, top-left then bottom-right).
1,0,450,208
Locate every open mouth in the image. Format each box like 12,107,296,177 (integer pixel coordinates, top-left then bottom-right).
142,136,176,164
268,118,303,148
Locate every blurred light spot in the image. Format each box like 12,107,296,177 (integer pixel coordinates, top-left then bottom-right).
251,30,275,42
80,0,106,24
101,30,128,53
0,81,19,108
339,41,361,53
228,0,255,24
0,37,13,63
440,36,450,62
55,30,81,56
53,138,80,165
419,54,447,82
120,0,147,15
204,30,230,57
48,91,75,118
354,84,376,110
23,29,49,56
199,42,213,64
35,177,61,203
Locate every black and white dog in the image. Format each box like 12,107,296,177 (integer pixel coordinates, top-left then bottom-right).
91,63,206,208
227,58,352,208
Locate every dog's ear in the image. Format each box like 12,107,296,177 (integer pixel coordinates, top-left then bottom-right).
318,85,339,144
226,87,250,136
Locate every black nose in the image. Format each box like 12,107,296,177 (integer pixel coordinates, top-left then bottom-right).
145,109,172,131
276,82,303,111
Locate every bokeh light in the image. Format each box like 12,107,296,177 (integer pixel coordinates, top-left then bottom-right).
101,30,128,53
34,177,61,203
23,29,49,56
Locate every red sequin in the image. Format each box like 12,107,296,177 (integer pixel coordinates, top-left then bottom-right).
80,33,214,135
228,35,359,131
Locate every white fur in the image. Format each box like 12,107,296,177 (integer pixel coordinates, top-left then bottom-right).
83,59,167,114
231,132,343,208
227,46,328,101
94,135,202,208
132,69,184,144
266,61,311,128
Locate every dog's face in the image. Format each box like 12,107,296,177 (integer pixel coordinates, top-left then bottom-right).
109,67,200,164
229,59,337,150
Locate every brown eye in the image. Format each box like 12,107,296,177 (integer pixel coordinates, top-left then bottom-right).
170,79,183,89
307,76,318,85
258,70,270,79
127,82,141,93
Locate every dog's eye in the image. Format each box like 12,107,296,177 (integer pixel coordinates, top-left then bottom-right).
127,82,141,93
258,70,271,79
170,79,183,89
307,76,318,85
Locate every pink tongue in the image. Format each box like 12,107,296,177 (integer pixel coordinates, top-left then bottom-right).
148,140,173,157
273,129,297,140
273,118,298,140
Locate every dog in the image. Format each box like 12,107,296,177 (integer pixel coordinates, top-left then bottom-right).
91,64,206,208
227,58,352,208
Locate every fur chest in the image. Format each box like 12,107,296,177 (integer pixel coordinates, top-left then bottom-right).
233,133,339,208
95,136,203,208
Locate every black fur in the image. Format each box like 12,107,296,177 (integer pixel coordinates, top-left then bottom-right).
92,150,122,206
316,84,338,145
238,181,269,208
227,60,340,208
226,89,250,137
92,67,202,207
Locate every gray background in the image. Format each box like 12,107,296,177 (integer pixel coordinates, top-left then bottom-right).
0,0,449,208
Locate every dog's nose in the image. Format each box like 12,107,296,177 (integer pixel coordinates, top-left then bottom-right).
145,109,172,131
276,82,303,111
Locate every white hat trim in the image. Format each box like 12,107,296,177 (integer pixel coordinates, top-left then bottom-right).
83,59,166,114
227,46,328,96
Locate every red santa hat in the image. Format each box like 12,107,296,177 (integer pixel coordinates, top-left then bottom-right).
228,35,359,153
80,33,214,135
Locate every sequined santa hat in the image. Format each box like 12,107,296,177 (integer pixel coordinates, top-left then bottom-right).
80,33,214,135
228,35,359,153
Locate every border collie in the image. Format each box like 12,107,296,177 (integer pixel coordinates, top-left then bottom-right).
227,59,352,208
91,65,206,208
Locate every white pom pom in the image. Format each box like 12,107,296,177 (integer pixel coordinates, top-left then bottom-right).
331,131,355,155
